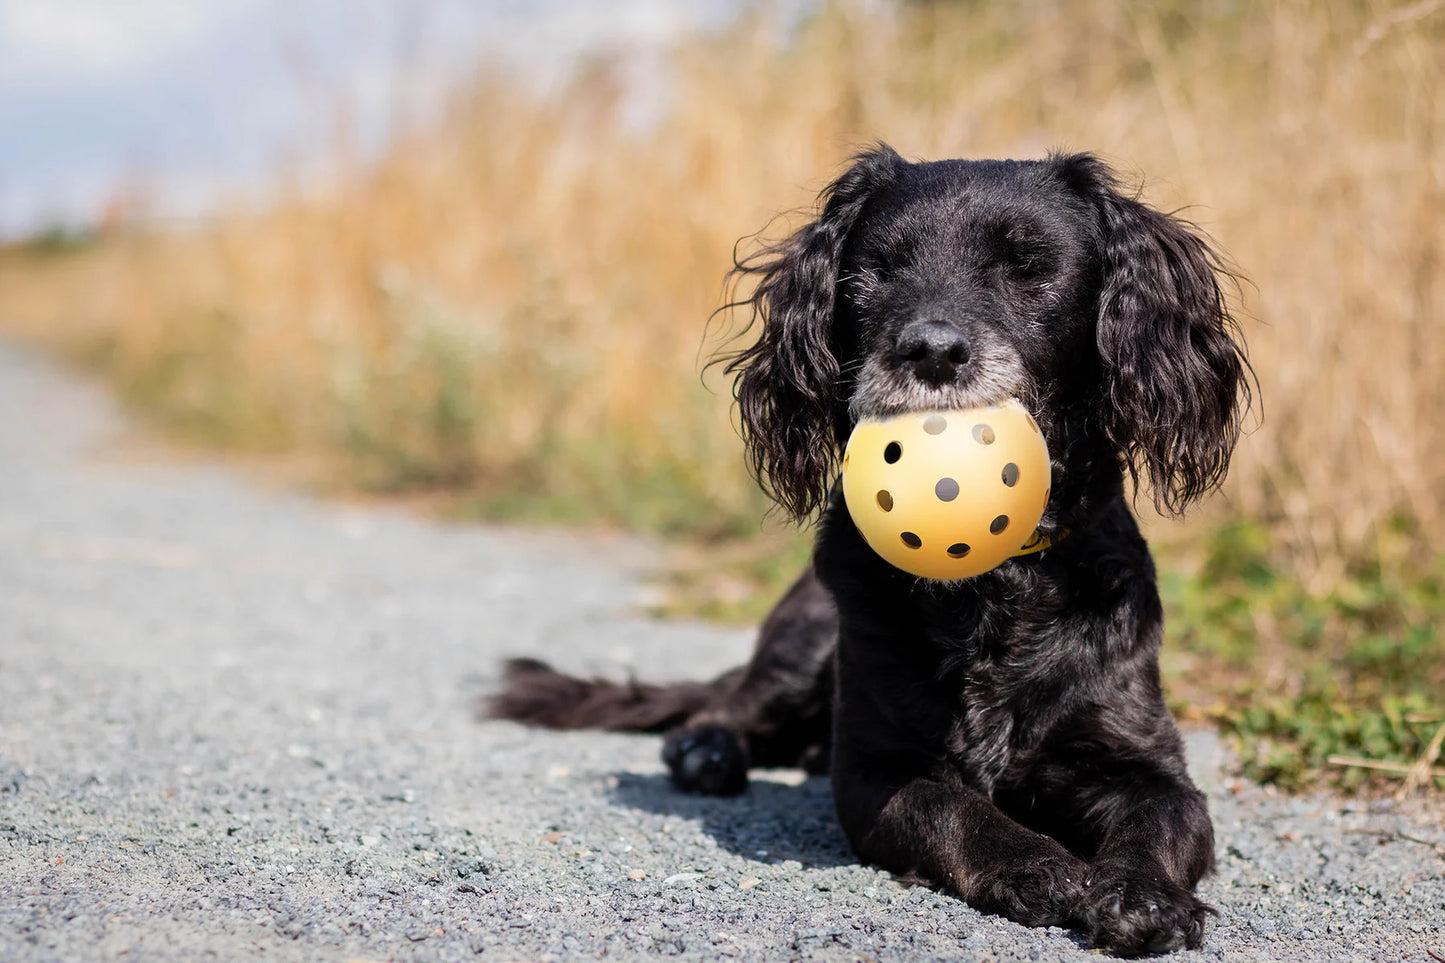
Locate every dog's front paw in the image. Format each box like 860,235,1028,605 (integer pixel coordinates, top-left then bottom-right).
1081,863,1213,956
965,850,1089,928
662,726,748,796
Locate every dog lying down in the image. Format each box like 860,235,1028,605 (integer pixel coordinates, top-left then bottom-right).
489,145,1251,956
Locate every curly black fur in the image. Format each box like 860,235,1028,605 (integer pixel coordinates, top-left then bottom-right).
714,145,905,520
488,146,1254,957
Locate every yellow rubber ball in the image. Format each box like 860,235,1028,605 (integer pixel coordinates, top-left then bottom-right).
840,400,1052,580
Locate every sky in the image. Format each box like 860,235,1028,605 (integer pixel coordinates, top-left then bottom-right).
0,0,734,239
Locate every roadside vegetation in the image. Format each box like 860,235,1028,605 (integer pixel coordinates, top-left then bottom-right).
2,0,1441,792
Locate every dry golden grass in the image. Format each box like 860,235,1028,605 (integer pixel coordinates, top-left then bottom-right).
2,0,1443,571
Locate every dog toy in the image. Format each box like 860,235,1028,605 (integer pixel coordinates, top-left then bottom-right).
841,400,1053,579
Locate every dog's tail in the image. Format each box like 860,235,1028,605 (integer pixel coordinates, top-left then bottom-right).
485,658,734,733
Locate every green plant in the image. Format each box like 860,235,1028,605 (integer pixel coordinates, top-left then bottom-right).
1161,523,1445,791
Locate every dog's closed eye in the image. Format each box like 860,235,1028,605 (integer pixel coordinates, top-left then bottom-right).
986,222,1056,285
857,233,919,285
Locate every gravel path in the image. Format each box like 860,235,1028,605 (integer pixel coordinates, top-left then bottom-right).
1,340,1441,962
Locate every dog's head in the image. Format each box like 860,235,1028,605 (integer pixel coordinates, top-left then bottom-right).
718,145,1251,523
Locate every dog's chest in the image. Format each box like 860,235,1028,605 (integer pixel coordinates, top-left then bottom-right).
844,577,1081,787
819,509,1111,786
930,610,1077,790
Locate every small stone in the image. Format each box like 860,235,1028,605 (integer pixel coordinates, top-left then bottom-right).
627,869,646,880
663,872,702,886
738,876,761,890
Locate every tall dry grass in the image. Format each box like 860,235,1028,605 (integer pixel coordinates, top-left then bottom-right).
2,0,1443,571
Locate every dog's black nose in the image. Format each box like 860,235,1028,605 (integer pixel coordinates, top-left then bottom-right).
895,319,972,384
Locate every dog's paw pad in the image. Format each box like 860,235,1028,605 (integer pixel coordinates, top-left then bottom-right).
662,726,748,796
1082,869,1212,956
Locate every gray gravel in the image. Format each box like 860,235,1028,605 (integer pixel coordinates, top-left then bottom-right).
1,339,1442,962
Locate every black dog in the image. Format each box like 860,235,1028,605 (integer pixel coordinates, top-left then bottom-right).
490,145,1251,956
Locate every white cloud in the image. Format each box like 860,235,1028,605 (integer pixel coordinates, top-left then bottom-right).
0,0,241,81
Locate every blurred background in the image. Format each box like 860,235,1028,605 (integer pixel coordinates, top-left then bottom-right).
1,0,1442,791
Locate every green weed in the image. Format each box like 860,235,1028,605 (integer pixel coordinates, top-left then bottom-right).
1162,523,1445,791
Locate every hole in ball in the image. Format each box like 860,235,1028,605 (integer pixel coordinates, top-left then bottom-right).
1001,462,1019,487
934,477,959,502
947,542,971,558
972,424,996,445
989,514,1010,535
900,532,922,549
876,490,894,512
884,441,903,463
922,414,947,435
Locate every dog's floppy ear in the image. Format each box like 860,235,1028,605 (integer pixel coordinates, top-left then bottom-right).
1058,154,1252,516
717,145,902,521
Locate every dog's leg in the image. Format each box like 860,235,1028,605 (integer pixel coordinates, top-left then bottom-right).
830,750,1089,929
663,564,837,795
1068,762,1214,955
1005,728,1216,956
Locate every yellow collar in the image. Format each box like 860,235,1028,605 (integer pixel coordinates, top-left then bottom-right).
1012,528,1068,557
